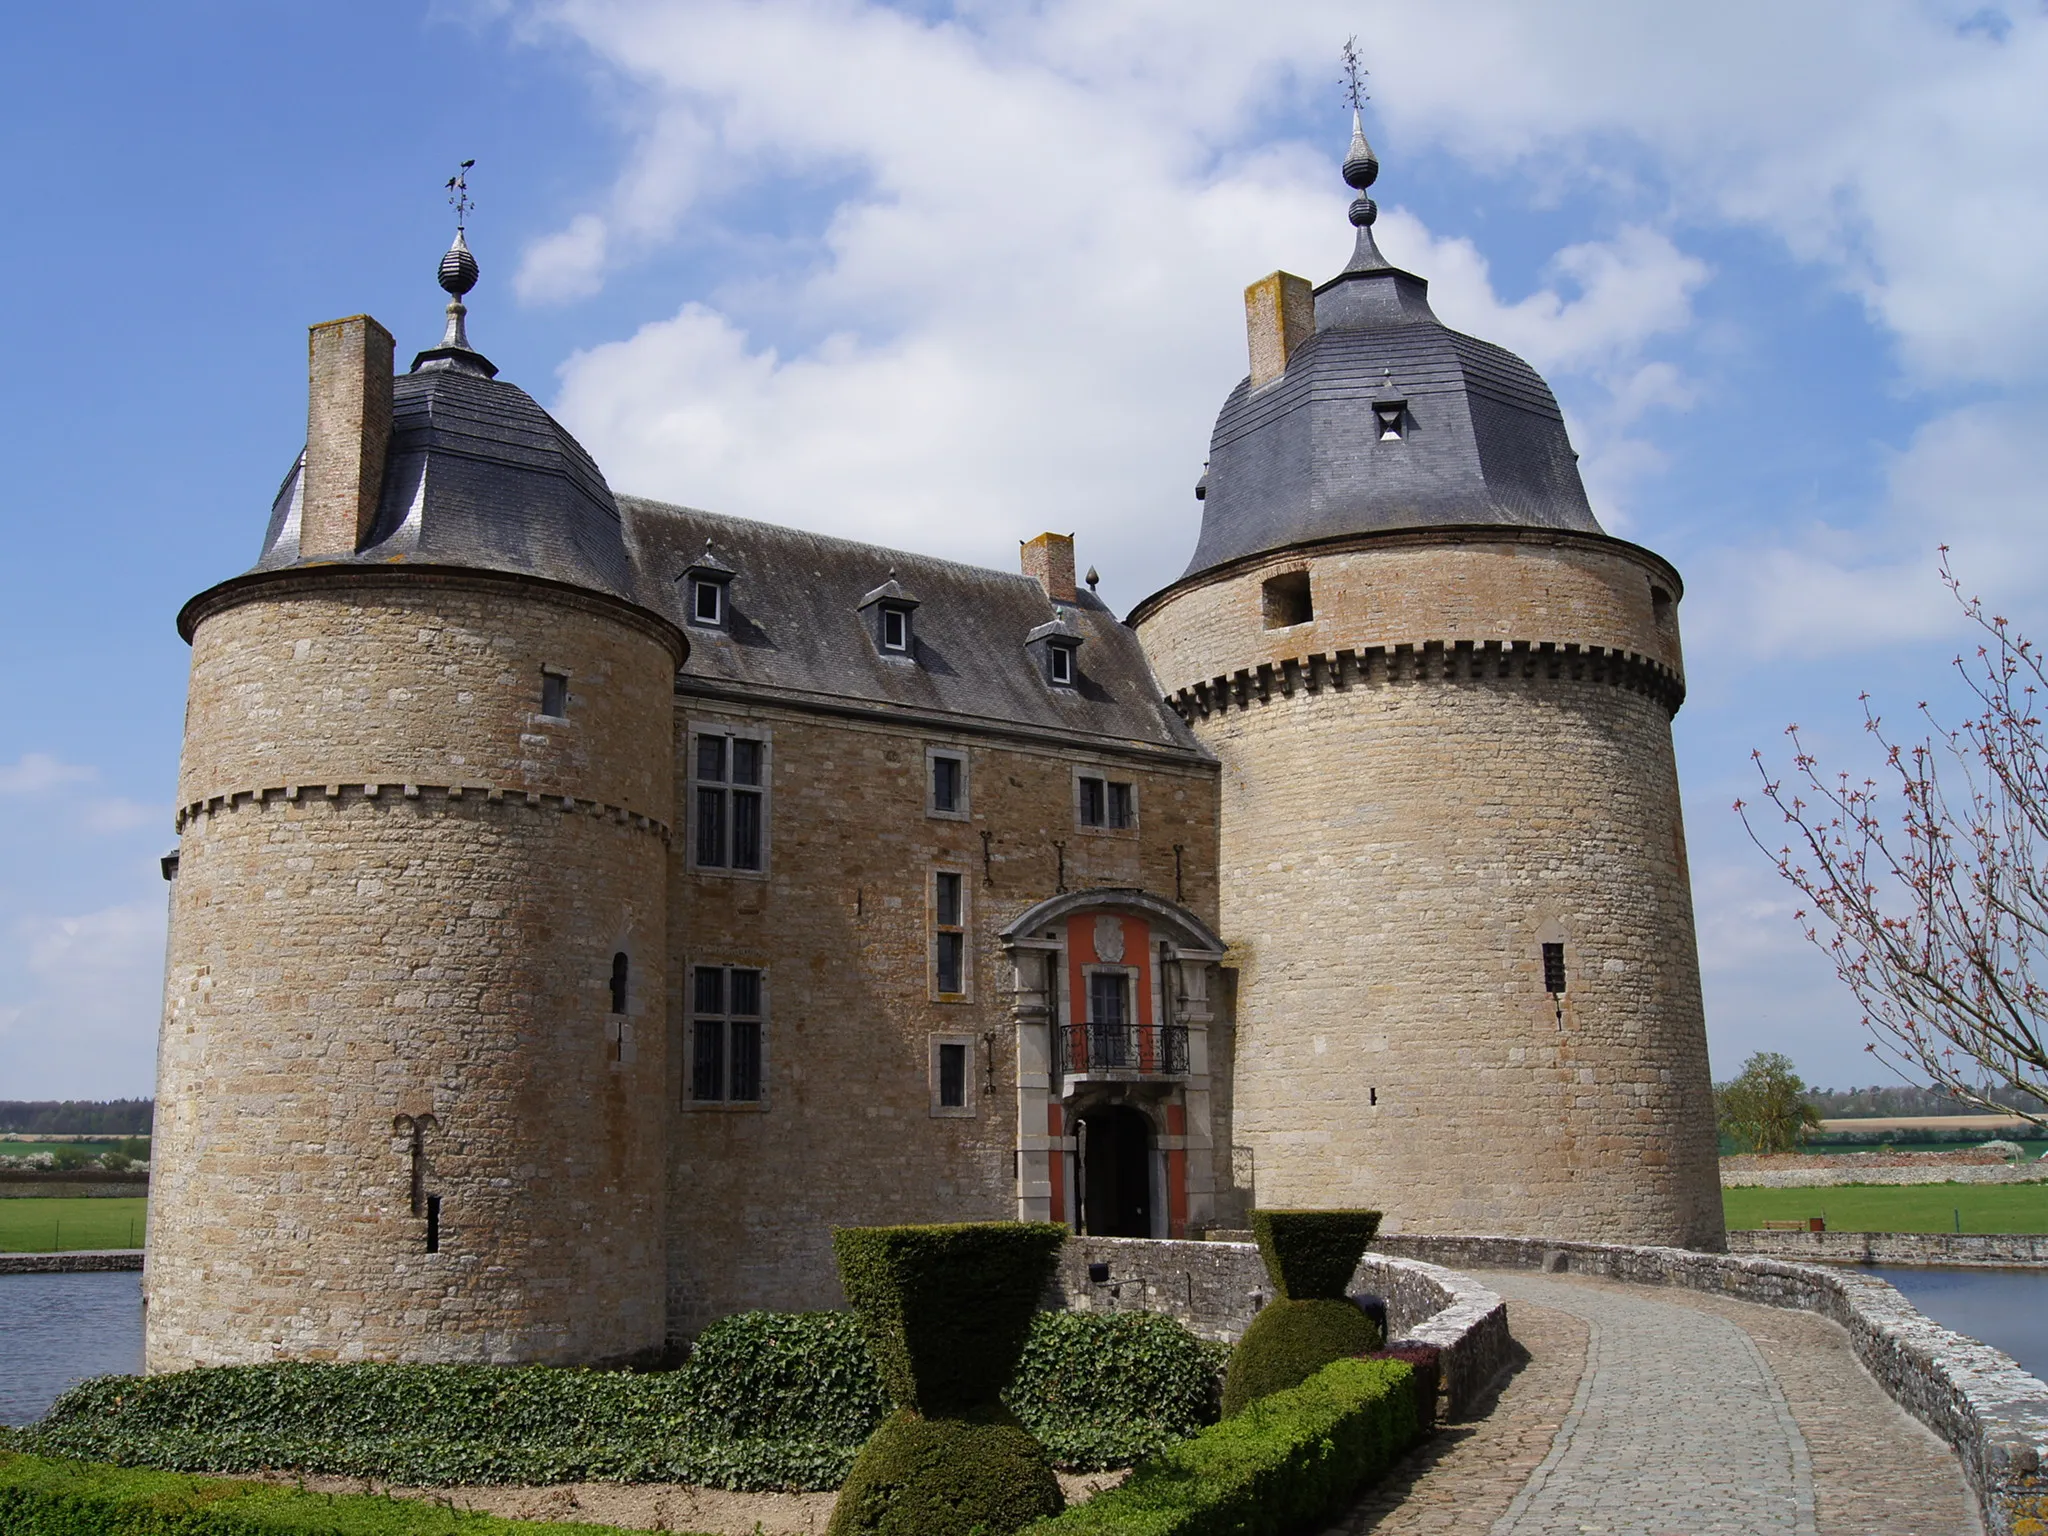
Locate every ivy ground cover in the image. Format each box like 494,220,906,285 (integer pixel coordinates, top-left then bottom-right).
8,1309,1224,1492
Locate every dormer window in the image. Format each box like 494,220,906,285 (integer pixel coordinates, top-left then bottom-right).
1373,398,1406,440
691,578,724,626
859,573,922,661
1026,617,1083,689
683,539,736,630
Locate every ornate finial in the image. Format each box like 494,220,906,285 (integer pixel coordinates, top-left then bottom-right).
1336,43,1390,274
1085,566,1100,592
412,160,498,378
447,160,475,230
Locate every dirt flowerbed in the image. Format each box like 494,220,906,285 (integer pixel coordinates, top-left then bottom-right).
259,1470,1128,1535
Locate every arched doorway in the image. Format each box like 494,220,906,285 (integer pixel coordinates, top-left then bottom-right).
1077,1104,1152,1237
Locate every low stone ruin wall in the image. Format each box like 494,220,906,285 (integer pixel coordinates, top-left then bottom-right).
1048,1235,1513,1419
0,1249,144,1275
1723,1162,2047,1188
1375,1234,2048,1536
1728,1229,2048,1266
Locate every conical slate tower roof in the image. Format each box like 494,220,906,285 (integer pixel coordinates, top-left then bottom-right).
1180,119,1600,580
252,227,643,607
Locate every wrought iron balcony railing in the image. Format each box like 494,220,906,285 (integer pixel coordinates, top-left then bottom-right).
1054,1022,1190,1078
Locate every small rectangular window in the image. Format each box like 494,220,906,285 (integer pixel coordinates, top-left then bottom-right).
882,607,909,652
1080,776,1106,826
938,1042,967,1108
1049,645,1074,685
540,670,569,719
1542,942,1567,995
692,579,724,626
1077,773,1135,830
930,751,965,816
933,870,967,999
691,729,767,872
690,964,765,1104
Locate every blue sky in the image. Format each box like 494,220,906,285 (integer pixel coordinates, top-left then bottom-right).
3,1,2044,1098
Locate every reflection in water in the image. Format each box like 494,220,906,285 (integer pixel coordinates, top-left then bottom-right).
1867,1265,2048,1381
0,1271,143,1426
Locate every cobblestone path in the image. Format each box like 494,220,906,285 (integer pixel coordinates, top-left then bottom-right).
1325,1269,1976,1536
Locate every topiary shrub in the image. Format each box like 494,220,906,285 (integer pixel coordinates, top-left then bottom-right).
1023,1355,1422,1536
1221,1300,1381,1417
1221,1208,1386,1417
832,1222,1068,1419
829,1410,1065,1536
828,1223,1068,1536
1249,1209,1382,1299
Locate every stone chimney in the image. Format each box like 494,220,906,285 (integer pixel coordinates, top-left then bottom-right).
300,315,395,558
1020,533,1077,603
1244,271,1314,389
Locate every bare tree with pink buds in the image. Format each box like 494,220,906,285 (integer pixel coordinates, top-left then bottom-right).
1739,550,2047,1128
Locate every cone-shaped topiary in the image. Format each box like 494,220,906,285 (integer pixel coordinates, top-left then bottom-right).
828,1223,1068,1536
1222,1208,1386,1416
1250,1209,1382,1299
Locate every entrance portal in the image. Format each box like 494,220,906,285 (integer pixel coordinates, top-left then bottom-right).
1077,1104,1152,1237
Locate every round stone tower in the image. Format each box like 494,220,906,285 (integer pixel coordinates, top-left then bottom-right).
146,230,686,1368
1131,121,1723,1250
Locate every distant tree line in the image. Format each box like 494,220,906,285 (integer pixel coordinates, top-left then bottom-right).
0,1099,155,1135
1804,1084,2047,1119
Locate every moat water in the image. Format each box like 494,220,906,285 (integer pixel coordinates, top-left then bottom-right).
1868,1264,2048,1379
1,1264,2044,1427
0,1271,143,1425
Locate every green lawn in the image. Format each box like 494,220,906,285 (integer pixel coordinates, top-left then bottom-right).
1722,1181,2048,1234
0,1197,146,1251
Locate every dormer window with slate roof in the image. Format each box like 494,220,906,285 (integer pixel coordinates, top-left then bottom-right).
685,541,737,630
1026,617,1084,689
859,574,920,660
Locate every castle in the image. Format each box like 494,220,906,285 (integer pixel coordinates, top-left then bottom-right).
145,124,1723,1371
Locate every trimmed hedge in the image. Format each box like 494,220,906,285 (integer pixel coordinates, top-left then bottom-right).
1248,1209,1382,1300
833,1223,1068,1418
0,1450,685,1535
1219,1300,1381,1418
13,1308,1217,1489
825,1410,1064,1536
1021,1356,1421,1536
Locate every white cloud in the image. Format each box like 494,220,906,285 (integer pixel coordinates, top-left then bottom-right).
0,902,165,1098
1686,395,2048,658
524,2,1722,603
515,212,609,304
0,754,94,796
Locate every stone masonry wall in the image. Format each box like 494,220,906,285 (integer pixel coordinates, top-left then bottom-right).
1134,535,1722,1251
1049,1234,1514,1417
150,576,677,1369
666,696,1221,1337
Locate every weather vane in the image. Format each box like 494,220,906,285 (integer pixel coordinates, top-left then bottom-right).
446,159,476,231
1341,36,1370,112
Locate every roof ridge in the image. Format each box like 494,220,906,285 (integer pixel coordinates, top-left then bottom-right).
616,495,1056,592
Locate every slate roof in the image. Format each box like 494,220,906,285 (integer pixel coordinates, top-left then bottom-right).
1178,261,1602,581
621,499,1203,756
254,369,641,605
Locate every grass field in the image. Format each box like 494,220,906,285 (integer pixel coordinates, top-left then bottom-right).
1722,1181,2048,1234
0,1197,147,1252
